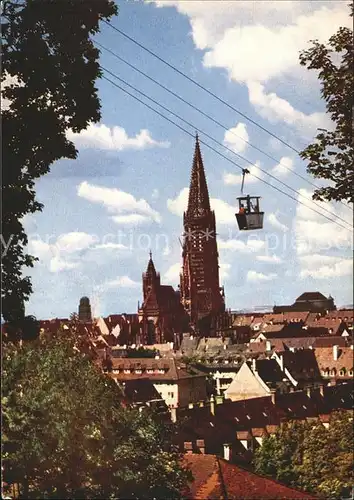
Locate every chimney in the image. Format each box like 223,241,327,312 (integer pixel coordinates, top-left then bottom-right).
252,358,257,372
196,439,205,454
279,354,284,371
223,443,231,461
290,386,295,393
319,384,324,397
210,395,215,416
170,406,177,423
271,390,276,405
184,442,193,454
266,340,271,352
333,345,339,361
306,386,311,398
198,401,204,408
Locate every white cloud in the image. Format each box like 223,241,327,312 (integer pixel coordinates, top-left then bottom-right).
151,1,349,135
105,276,140,288
210,198,237,225
223,123,249,154
223,162,262,186
93,242,128,251
267,213,289,232
218,237,264,253
67,123,170,151
256,254,283,264
294,188,352,255
271,156,294,177
164,262,181,283
167,187,236,225
78,181,161,224
111,214,150,225
247,270,277,282
167,187,189,216
247,82,330,137
299,255,352,279
49,257,78,273
219,262,231,280
55,232,98,254
28,231,129,273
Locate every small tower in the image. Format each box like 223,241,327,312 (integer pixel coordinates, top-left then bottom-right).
142,251,160,300
78,296,92,322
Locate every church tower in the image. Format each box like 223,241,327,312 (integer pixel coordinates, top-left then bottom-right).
78,296,92,322
180,135,225,333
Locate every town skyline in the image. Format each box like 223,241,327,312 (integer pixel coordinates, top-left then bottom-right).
20,0,352,319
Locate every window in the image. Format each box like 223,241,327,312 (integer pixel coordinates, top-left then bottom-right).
135,369,142,374
124,369,131,374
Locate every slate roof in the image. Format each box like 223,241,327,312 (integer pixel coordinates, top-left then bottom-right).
254,359,286,385
120,379,165,404
278,350,322,382
183,454,315,499
296,292,328,302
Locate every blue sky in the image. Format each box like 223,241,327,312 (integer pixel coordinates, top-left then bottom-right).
22,0,352,319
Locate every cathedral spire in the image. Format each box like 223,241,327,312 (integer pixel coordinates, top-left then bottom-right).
186,134,211,217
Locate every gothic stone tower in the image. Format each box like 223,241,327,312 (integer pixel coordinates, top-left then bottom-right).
138,252,187,345
180,136,225,333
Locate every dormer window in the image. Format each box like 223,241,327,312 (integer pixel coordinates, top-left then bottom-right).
135,369,142,374
147,369,153,374
124,369,131,374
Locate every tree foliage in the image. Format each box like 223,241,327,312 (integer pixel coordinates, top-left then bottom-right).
254,414,354,498
299,3,354,203
1,0,117,324
2,332,191,499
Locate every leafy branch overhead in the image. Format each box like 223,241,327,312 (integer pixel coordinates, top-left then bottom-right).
299,4,354,204
1,0,117,325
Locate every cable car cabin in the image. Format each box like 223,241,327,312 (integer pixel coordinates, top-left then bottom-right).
236,196,264,230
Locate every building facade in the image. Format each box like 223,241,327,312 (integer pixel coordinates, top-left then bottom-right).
138,252,188,344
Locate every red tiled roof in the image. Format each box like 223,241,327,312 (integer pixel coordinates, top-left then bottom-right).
313,347,353,373
306,318,345,335
183,454,315,499
108,357,206,381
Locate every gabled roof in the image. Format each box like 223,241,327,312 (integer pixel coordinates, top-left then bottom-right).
183,454,315,499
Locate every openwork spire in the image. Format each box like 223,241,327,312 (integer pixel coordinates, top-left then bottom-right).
186,134,211,217
146,251,157,276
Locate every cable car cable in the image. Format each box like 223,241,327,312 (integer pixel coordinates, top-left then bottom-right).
101,68,352,231
97,37,351,213
102,21,304,155
96,40,334,196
